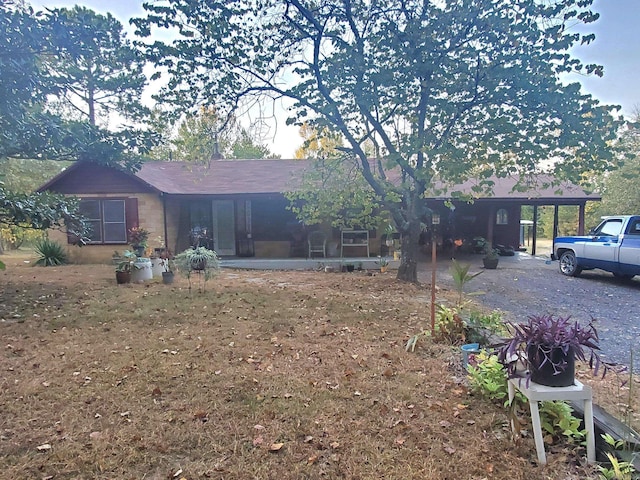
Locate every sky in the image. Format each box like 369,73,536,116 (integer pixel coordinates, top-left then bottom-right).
29,0,640,158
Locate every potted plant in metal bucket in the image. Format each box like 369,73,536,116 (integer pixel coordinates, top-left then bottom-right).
497,314,612,387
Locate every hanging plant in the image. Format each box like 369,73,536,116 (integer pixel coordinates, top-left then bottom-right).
173,246,220,291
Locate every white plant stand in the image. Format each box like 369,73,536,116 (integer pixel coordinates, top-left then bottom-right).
340,229,369,258
507,378,595,465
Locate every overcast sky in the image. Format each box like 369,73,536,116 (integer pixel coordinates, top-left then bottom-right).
30,0,640,157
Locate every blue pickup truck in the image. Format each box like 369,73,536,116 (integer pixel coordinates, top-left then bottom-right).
551,215,640,279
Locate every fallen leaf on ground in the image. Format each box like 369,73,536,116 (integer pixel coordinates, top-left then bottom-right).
269,442,284,452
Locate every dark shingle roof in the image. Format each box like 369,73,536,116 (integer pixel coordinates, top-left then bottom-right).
427,174,600,202
135,159,311,195
38,158,599,203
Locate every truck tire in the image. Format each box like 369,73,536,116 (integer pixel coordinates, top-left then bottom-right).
559,251,582,277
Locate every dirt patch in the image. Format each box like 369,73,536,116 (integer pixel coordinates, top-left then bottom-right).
0,252,634,479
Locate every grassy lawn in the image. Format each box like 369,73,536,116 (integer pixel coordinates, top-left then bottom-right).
0,252,634,479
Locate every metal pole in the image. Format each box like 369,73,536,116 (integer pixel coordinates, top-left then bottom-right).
430,213,440,336
431,230,437,336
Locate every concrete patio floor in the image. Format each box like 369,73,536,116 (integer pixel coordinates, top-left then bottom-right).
219,255,399,271
219,251,545,272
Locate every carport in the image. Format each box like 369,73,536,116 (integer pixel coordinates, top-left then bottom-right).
424,175,600,255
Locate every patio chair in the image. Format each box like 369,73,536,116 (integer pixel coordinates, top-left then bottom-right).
308,231,327,258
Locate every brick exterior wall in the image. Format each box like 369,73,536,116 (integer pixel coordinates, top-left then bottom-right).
49,192,164,264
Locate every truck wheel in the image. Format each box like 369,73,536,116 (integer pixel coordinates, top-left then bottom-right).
559,251,582,277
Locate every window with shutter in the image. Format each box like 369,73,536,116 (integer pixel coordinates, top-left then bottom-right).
75,198,137,244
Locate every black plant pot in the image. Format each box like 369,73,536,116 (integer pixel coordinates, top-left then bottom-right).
115,271,131,284
527,344,575,387
483,257,499,269
162,271,174,285
191,259,206,271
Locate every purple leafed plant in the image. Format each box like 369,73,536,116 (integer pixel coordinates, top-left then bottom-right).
497,314,616,384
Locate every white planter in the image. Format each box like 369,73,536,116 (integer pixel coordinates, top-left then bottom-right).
150,257,165,278
132,258,153,283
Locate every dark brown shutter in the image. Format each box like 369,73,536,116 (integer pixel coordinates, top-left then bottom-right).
125,197,139,234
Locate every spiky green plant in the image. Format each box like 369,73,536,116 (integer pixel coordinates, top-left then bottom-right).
34,239,68,266
450,260,483,306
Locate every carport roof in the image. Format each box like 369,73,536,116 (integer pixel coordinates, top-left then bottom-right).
427,174,600,202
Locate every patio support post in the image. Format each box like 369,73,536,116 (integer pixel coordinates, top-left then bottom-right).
532,205,538,256
578,203,586,235
552,204,559,241
486,206,495,245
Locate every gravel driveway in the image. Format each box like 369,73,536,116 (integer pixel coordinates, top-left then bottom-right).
419,252,640,371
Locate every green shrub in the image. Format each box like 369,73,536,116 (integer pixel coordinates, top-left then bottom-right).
34,239,68,266
466,310,507,344
467,350,513,405
405,304,465,351
538,400,585,443
468,351,585,444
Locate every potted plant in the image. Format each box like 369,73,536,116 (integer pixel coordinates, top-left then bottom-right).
115,250,137,284
174,246,220,291
482,245,500,269
342,262,355,272
128,227,150,256
160,258,175,284
112,250,123,266
376,257,389,273
472,236,487,254
497,314,611,387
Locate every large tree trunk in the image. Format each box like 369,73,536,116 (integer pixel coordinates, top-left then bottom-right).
396,219,422,283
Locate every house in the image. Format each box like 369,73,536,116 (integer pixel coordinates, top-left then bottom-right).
37,160,600,263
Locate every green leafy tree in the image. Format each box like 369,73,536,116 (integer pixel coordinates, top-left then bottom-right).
231,128,278,159
0,2,61,159
135,0,621,282
597,118,640,216
0,3,150,265
1,3,155,166
0,159,71,251
294,123,343,160
285,154,386,230
287,124,383,228
0,183,88,267
0,159,69,194
43,6,148,127
172,107,230,162
164,107,277,161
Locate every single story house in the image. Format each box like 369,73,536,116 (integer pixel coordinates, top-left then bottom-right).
37,159,599,263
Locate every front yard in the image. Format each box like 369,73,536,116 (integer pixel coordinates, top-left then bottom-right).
0,252,633,479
